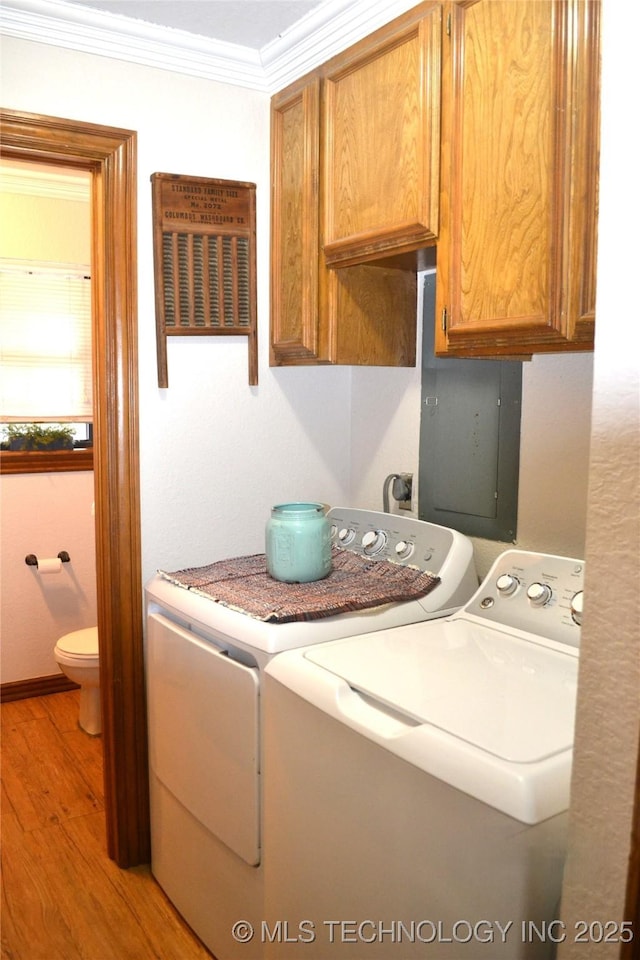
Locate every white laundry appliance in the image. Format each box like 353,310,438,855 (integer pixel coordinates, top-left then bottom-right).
144,508,477,960
263,550,584,960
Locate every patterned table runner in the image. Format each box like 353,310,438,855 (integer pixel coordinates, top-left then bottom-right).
159,547,440,624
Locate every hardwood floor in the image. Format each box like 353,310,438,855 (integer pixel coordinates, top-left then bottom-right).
1,691,214,959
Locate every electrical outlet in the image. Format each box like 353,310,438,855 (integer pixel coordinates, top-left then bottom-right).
396,473,413,510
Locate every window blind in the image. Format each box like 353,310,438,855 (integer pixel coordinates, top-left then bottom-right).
0,261,92,422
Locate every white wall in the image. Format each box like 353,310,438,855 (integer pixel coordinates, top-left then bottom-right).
0,39,352,590
558,0,640,947
350,277,594,579
0,471,97,681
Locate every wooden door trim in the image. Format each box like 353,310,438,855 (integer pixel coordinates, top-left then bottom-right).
0,108,148,867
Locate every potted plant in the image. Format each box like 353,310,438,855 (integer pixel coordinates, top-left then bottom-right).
3,423,75,451
4,424,32,450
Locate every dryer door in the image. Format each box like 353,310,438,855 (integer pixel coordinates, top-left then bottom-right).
147,612,260,865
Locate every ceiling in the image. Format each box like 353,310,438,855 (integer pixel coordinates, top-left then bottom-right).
60,0,325,50
1,0,415,92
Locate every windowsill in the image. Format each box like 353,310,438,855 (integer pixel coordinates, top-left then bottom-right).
0,448,93,475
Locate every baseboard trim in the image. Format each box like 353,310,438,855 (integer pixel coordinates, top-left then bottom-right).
1,674,80,702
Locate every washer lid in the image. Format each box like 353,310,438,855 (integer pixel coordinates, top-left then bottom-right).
57,627,98,657
303,620,578,763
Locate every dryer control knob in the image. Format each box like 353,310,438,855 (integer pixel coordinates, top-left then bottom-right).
362,530,387,555
395,540,414,560
338,527,355,545
496,573,519,596
527,582,553,606
571,590,584,625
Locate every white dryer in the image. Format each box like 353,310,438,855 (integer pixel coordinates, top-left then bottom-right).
263,550,584,959
144,508,477,960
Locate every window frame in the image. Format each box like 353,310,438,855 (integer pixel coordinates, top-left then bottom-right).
1,167,93,477
1,422,94,475
0,447,93,474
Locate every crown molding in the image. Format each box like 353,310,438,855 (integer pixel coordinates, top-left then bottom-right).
0,0,420,94
262,0,421,91
0,0,267,90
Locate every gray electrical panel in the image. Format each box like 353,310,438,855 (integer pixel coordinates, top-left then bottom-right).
418,272,522,541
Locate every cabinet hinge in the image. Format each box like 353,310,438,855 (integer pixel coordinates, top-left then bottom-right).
441,307,448,332
446,11,451,36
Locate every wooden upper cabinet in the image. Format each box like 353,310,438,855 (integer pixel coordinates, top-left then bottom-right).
435,0,600,357
322,2,442,267
270,5,439,367
270,77,322,364
270,73,417,367
270,0,600,367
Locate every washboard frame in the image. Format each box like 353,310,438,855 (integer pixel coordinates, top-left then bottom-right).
151,172,258,386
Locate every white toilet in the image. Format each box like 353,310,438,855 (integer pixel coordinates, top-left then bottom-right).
54,627,101,735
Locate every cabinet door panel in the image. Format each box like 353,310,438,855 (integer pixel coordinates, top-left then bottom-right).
566,0,600,345
458,1,551,325
323,2,441,266
436,0,598,357
270,78,324,364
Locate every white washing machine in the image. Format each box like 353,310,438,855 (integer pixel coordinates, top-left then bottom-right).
144,508,477,960
263,550,584,960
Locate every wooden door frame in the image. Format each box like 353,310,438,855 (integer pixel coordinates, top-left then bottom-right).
0,109,149,867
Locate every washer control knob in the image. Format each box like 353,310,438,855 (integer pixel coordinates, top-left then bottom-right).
362,530,387,555
338,527,355,545
496,573,519,597
571,590,584,626
395,540,414,560
527,582,553,606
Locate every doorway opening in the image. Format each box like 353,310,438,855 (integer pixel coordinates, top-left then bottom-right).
0,108,148,867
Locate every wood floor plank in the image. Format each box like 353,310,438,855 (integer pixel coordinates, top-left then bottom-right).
0,778,23,846
17,814,153,959
40,691,106,801
39,691,83,734
0,697,47,726
1,692,214,960
2,714,102,832
0,724,44,835
63,813,213,959
62,727,105,803
1,819,83,960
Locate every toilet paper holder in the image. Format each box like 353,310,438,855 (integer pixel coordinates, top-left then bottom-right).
25,551,71,567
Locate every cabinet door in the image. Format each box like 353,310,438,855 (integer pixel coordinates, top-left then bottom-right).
565,0,600,345
322,1,442,267
436,0,598,357
270,76,324,364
